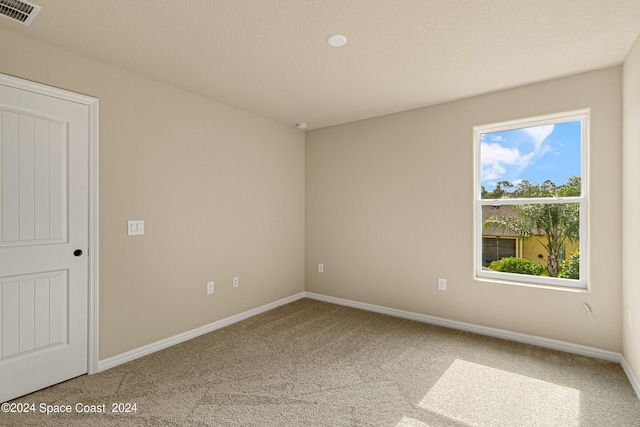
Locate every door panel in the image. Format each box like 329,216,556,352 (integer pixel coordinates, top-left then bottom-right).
1,109,67,247
1,271,68,359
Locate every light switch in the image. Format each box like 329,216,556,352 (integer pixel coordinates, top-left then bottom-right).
128,220,144,236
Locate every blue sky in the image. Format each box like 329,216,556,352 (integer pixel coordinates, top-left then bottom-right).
480,121,581,191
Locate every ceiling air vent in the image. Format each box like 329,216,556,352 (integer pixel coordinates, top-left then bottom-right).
0,0,41,25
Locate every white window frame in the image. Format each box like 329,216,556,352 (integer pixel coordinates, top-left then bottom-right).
474,110,588,290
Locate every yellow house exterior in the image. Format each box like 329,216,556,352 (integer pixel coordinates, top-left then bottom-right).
482,235,579,269
481,205,579,272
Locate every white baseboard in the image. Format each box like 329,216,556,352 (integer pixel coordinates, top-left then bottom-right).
621,355,640,400
304,292,622,363
97,291,306,372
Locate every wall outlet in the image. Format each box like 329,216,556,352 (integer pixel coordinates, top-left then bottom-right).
629,308,633,329
318,263,324,273
437,278,446,291
233,276,239,288
207,281,214,295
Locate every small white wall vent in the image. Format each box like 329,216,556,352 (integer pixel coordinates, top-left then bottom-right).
0,0,41,25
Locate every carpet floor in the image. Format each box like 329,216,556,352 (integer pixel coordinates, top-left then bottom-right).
3,298,640,426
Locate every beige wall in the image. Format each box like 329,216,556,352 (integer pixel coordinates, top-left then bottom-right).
0,27,305,359
623,35,640,381
306,67,622,351
0,24,630,364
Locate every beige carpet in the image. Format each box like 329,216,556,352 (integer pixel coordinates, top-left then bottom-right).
3,298,639,426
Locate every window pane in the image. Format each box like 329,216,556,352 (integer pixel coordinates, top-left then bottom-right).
482,237,516,266
481,204,580,279
480,121,581,199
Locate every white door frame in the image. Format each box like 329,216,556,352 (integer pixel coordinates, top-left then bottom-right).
0,73,100,375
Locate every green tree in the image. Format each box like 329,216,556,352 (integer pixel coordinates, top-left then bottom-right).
482,181,514,199
483,177,581,277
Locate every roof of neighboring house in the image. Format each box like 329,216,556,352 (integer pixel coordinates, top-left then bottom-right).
482,205,521,237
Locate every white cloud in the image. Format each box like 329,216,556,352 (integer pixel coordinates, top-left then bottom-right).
522,124,554,149
482,163,506,181
481,142,533,181
481,124,557,185
481,143,526,164
480,134,505,143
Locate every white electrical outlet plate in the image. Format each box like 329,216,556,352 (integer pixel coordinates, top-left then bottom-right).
437,278,446,291
318,263,324,273
233,276,239,288
207,281,214,295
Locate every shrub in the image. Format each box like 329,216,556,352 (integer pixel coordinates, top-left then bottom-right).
558,251,580,279
488,257,546,276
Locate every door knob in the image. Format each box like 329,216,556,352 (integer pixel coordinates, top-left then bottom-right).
74,249,83,257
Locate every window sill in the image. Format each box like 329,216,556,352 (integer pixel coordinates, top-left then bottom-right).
475,274,588,293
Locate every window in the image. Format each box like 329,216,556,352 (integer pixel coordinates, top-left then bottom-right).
475,111,587,289
482,237,517,267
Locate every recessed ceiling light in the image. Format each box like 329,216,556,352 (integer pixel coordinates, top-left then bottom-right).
328,35,347,47
296,122,308,129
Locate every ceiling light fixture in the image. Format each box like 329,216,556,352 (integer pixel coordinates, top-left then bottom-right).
328,35,347,47
296,122,308,130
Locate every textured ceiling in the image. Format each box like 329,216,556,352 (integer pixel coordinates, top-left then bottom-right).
2,0,640,129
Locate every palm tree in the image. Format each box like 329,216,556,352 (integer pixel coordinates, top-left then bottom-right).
483,177,581,277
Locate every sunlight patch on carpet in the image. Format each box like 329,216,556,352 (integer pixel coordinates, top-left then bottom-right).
395,416,431,427
418,359,580,427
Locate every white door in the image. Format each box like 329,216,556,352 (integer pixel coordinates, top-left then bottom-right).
0,80,89,402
